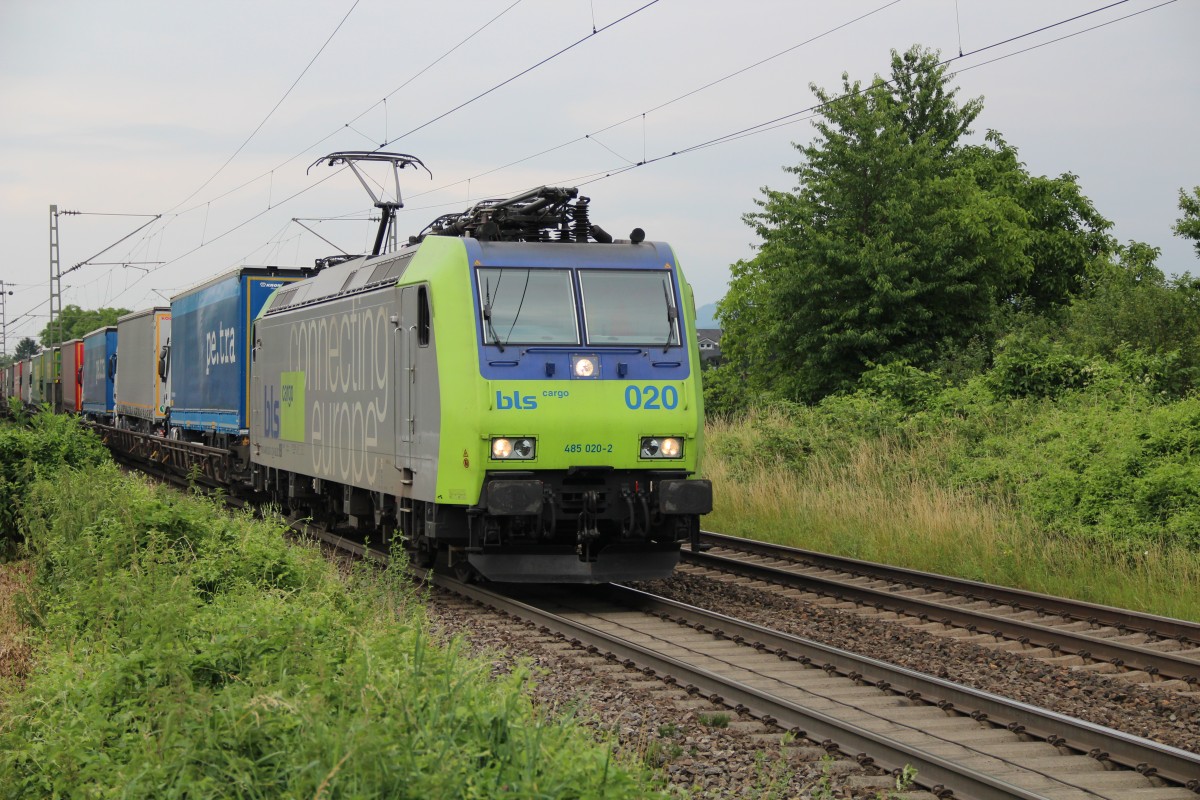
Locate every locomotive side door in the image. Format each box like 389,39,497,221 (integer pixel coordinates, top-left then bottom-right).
395,286,418,467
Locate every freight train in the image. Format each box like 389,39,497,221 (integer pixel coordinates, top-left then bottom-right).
2,158,712,582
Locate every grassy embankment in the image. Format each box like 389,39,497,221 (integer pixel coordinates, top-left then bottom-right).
0,410,666,798
703,384,1200,621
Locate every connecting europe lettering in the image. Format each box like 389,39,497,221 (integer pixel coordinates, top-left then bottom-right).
263,302,391,487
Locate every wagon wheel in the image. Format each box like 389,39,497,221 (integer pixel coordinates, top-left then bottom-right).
213,456,231,487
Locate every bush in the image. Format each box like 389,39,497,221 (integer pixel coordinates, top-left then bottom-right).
702,362,757,418
857,362,945,410
986,333,1092,399
0,410,109,557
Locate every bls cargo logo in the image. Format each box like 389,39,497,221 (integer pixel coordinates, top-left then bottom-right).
263,373,305,440
495,390,537,410
263,384,281,438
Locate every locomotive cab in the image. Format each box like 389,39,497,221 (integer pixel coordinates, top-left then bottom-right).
460,240,712,581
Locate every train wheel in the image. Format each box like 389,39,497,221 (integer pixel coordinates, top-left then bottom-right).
453,560,477,583
410,539,435,569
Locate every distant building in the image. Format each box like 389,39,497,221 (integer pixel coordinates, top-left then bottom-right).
696,328,723,365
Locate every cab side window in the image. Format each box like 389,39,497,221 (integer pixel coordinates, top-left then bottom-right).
418,286,430,347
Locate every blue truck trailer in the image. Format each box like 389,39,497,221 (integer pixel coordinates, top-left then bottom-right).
168,265,311,453
82,326,118,420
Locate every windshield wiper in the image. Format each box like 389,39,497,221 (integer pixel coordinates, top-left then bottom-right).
505,270,533,343
483,276,505,352
662,279,678,353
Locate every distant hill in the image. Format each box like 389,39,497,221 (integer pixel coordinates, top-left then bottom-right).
696,302,719,328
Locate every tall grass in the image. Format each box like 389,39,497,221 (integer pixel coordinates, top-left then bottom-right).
704,408,1200,621
0,414,665,799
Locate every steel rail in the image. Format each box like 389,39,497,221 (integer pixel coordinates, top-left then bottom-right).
683,545,1200,685
698,531,1200,645
602,583,1200,789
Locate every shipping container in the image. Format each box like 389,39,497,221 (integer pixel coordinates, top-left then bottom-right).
82,326,118,420
60,339,84,413
115,307,171,431
21,358,32,405
30,351,45,406
168,266,310,444
48,346,62,412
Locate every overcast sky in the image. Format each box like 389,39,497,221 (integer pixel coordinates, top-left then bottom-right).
1,0,1197,347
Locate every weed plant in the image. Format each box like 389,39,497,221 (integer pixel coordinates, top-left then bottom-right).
705,377,1200,620
0,415,664,798
0,409,108,557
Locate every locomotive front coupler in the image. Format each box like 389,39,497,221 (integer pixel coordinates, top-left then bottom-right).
576,489,602,554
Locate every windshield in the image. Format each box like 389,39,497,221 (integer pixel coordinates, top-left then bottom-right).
477,268,578,345
580,270,678,346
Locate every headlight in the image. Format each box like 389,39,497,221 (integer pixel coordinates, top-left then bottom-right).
571,354,598,378
491,437,536,460
640,436,683,459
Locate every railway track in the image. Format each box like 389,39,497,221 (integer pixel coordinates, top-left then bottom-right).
449,581,1200,799
683,532,1200,692
293,521,1200,800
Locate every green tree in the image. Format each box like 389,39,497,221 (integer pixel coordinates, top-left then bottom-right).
717,46,1111,402
14,337,39,360
1174,186,1200,259
960,133,1112,311
39,305,129,347
1061,241,1200,392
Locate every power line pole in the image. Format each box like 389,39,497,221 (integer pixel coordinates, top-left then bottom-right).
0,281,10,356
49,204,62,347
49,208,160,344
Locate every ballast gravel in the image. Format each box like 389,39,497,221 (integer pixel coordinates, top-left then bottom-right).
424,569,1200,796
424,587,912,799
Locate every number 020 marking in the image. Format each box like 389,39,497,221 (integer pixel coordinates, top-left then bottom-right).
625,385,678,410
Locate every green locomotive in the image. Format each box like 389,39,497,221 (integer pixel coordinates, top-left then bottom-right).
252,168,711,582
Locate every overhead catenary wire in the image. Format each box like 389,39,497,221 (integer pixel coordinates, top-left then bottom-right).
85,0,622,305
164,0,363,215
63,215,162,277
166,0,528,221
565,0,1169,185
400,0,910,203
94,0,661,300
376,0,662,149
354,0,1174,243
359,0,1171,217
